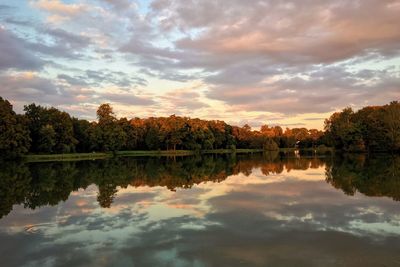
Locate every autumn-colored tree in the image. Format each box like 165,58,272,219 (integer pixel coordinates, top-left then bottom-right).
1,96,399,158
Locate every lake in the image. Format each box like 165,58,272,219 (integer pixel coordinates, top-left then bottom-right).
0,152,399,267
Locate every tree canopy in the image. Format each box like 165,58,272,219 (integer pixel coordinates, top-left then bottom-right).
324,101,400,152
0,96,399,158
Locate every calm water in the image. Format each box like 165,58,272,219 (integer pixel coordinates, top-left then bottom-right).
0,153,400,267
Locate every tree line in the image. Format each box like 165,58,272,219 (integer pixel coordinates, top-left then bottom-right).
324,101,400,152
0,96,399,158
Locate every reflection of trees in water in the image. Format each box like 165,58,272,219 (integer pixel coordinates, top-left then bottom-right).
0,153,399,218
326,154,400,201
0,163,31,219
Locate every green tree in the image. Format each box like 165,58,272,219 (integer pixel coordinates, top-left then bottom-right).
24,104,76,153
97,103,115,124
145,125,162,150
383,101,400,152
324,107,366,152
0,97,31,158
37,125,56,153
162,115,187,151
72,118,93,152
95,104,126,152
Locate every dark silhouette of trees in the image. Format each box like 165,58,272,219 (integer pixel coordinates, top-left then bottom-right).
93,103,126,152
383,101,400,151
0,96,399,158
324,101,400,152
0,97,30,158
72,118,93,152
24,103,77,153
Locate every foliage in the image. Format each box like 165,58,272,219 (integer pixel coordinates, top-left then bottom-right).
24,103,77,153
0,97,31,158
0,96,399,158
263,138,279,151
324,101,400,152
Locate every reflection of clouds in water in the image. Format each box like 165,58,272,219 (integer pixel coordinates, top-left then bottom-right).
119,210,400,267
0,156,400,266
208,179,400,238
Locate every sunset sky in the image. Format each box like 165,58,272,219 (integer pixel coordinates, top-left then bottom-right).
1,0,399,129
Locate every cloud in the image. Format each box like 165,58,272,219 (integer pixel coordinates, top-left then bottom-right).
57,74,89,86
0,27,44,70
31,0,87,16
25,27,92,59
85,69,148,87
156,0,400,64
303,117,326,121
100,91,156,106
0,4,13,10
3,18,31,26
99,0,134,11
44,28,91,48
115,0,400,117
0,72,60,99
160,86,209,112
206,66,400,114
0,72,95,111
2,0,399,126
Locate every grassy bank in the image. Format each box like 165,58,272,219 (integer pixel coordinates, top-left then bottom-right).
24,150,197,162
24,152,110,162
24,149,266,162
24,147,334,162
115,150,196,157
202,149,264,154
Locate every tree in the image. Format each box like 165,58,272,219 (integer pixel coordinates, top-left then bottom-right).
37,125,56,153
95,104,126,152
382,101,400,152
324,107,366,151
264,138,279,151
24,104,77,153
2,96,399,155
97,103,115,124
162,115,187,151
282,128,296,148
0,97,31,158
72,118,93,152
145,126,161,150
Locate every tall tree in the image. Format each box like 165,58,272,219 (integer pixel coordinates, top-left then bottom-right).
24,104,77,153
95,104,126,152
72,118,93,152
383,101,400,152
0,97,31,158
37,124,56,153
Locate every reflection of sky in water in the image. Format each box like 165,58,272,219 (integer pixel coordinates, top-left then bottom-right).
1,161,400,267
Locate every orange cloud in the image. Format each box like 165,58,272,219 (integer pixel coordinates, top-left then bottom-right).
32,0,87,15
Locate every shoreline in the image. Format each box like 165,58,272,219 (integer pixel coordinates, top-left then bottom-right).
23,148,333,163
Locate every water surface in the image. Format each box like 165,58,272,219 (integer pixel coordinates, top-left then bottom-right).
0,153,400,267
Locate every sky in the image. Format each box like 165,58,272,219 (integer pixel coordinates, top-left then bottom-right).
0,0,399,130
